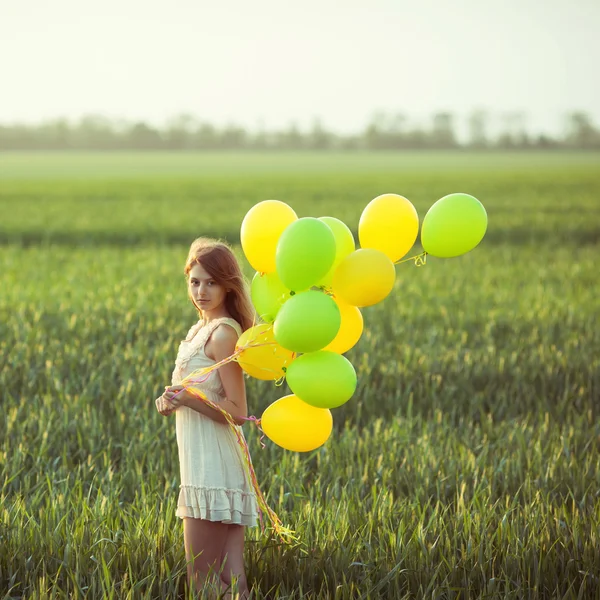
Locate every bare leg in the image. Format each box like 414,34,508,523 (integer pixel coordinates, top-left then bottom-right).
220,524,249,599
183,518,230,598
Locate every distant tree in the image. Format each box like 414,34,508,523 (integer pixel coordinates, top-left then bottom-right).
386,112,409,149
498,112,515,148
363,111,406,149
1,109,597,151
308,118,333,150
363,111,384,149
468,109,488,148
0,124,34,150
513,112,530,148
565,112,599,148
73,114,120,149
126,122,162,149
252,119,269,150
221,123,248,149
164,113,196,150
404,126,428,149
194,123,218,149
535,133,558,149
339,134,361,150
364,121,381,150
496,111,529,148
431,112,457,148
34,119,71,149
390,113,408,135
278,122,304,150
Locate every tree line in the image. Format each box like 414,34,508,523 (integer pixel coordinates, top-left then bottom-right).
1,111,599,151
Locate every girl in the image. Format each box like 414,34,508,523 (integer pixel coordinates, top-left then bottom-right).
155,237,257,599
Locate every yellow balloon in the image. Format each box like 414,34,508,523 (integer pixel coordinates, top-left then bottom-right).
323,298,363,354
359,193,419,262
235,324,295,381
332,249,396,307
261,394,333,452
241,200,298,273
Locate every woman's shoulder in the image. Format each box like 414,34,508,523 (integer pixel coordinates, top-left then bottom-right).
205,318,241,359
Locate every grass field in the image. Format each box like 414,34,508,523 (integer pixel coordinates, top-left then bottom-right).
1,151,599,599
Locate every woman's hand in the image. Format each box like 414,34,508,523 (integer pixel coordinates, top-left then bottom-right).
155,391,177,416
163,385,193,408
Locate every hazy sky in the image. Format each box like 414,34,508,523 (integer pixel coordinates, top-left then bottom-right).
1,0,598,136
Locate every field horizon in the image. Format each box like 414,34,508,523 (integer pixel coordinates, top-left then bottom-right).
2,150,600,181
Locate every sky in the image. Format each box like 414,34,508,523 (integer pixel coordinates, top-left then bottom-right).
1,0,599,138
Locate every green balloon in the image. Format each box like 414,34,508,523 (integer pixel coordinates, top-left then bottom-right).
274,290,341,353
317,217,356,287
276,217,336,291
421,193,488,258
286,351,357,409
251,271,291,323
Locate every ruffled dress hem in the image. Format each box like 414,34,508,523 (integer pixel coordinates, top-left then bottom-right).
176,484,259,526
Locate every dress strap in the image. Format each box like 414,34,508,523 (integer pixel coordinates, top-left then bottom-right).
209,317,242,338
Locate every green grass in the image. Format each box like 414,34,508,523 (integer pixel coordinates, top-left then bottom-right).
1,153,599,248
1,152,599,599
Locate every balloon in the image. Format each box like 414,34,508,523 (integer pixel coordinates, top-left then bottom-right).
235,323,295,381
286,351,357,409
276,218,336,291
323,298,363,354
421,193,488,258
274,290,341,353
261,394,333,452
241,200,297,273
332,249,396,307
359,193,419,262
251,271,291,323
317,217,356,287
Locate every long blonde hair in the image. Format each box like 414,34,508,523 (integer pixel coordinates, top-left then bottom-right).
184,238,255,332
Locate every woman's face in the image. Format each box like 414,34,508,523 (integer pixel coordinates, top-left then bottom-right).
188,262,227,313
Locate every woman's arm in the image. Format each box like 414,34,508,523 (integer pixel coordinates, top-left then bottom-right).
169,324,248,426
178,392,233,424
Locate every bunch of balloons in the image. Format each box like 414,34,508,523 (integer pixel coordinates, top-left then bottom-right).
235,192,487,452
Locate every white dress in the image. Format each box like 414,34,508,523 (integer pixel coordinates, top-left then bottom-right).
172,316,259,526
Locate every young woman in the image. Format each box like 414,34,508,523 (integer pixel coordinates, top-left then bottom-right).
156,237,257,598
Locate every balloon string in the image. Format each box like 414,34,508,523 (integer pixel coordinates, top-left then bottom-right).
178,380,297,544
394,251,428,266
318,286,335,297
172,327,296,544
241,415,267,449
171,384,265,449
181,326,293,384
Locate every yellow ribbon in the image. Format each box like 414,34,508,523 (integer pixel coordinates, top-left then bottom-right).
177,336,298,545
394,250,428,267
